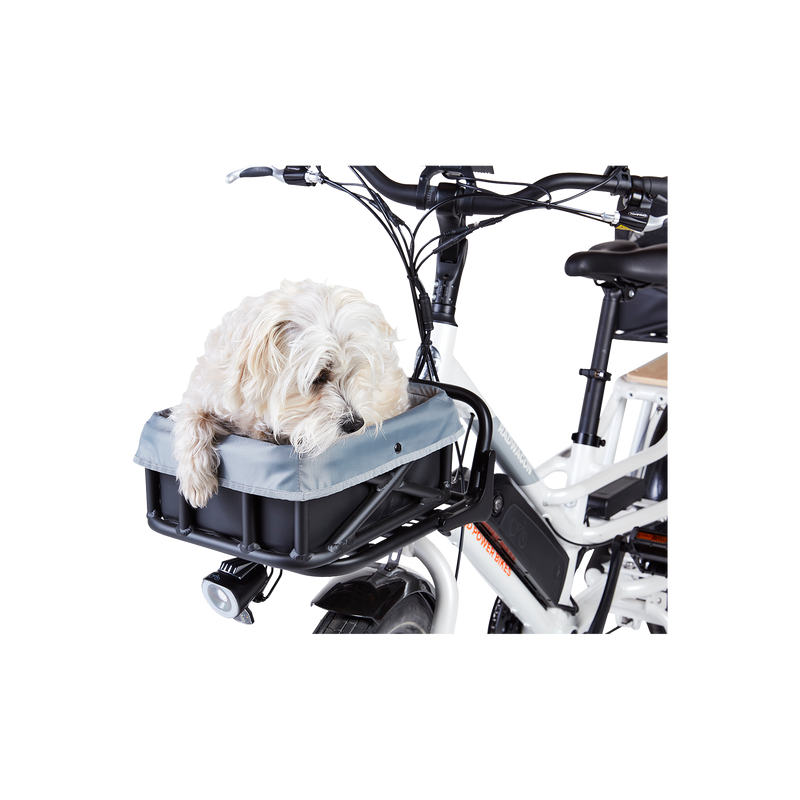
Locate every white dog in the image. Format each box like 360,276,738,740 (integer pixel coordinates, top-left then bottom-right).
172,279,410,508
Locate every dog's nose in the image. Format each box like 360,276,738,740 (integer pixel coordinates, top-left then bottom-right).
340,415,364,434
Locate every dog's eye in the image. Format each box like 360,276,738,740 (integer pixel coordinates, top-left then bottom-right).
312,369,331,387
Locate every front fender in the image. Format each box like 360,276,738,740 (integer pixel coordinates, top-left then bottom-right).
311,563,435,622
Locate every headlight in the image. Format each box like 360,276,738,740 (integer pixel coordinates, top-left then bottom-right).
201,558,269,622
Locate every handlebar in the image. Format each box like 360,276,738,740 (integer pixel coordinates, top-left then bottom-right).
354,166,667,216
225,164,667,234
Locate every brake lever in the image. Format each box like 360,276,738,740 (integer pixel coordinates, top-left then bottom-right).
222,164,283,186
616,185,666,233
225,166,322,186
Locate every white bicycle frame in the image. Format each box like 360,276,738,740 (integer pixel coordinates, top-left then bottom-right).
404,321,668,634
223,164,670,636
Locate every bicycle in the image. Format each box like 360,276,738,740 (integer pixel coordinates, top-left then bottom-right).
135,164,667,634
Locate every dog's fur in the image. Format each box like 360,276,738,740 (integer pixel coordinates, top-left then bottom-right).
172,279,410,508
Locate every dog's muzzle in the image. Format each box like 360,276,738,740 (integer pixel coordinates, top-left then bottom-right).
339,414,365,434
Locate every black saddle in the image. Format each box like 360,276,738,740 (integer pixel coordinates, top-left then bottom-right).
565,240,667,287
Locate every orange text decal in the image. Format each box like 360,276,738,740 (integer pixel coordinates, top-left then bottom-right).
464,523,512,576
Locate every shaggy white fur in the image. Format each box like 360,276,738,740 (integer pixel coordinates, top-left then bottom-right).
172,279,410,508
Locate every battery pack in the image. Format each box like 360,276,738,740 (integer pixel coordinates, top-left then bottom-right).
586,475,646,519
477,474,569,607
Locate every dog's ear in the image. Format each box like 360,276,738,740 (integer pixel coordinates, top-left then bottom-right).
224,318,295,409
248,318,295,381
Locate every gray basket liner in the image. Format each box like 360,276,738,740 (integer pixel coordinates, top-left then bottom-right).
134,383,462,501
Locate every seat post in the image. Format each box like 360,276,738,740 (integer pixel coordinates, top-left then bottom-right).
572,286,622,448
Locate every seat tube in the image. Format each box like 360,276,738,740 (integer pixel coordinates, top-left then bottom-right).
572,286,621,448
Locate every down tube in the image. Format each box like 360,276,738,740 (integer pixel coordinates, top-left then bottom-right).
454,523,569,632
431,325,572,631
432,327,539,488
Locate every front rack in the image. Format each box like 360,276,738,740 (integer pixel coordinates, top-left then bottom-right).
141,382,494,577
